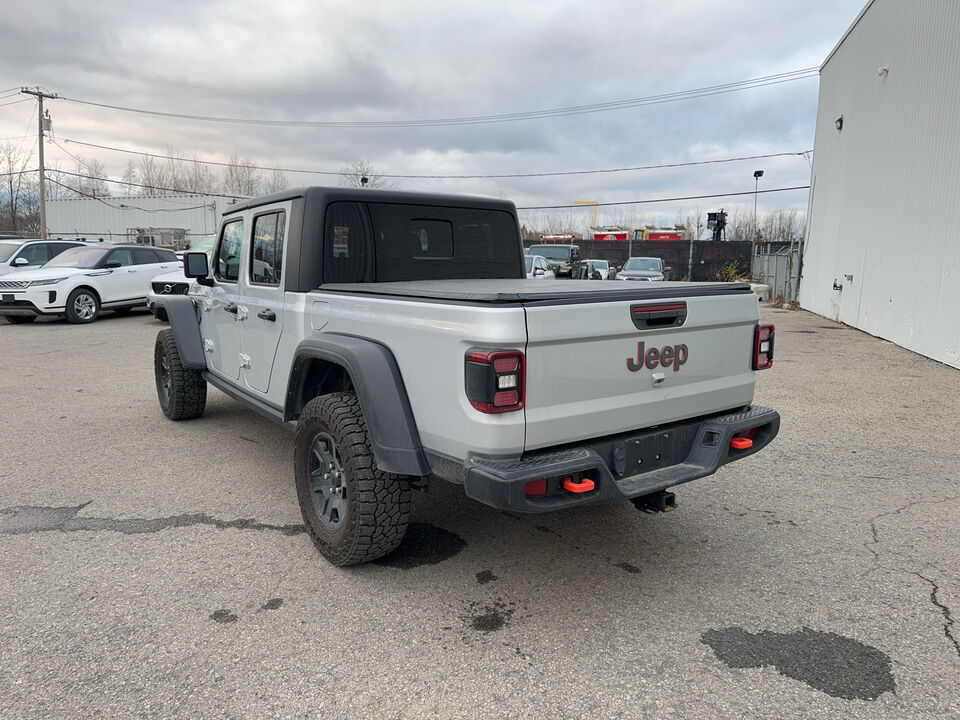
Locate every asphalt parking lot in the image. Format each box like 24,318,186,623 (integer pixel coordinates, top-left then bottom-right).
1,306,958,719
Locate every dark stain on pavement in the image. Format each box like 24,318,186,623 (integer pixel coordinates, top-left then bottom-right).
535,525,559,536
373,522,466,569
616,562,641,574
466,599,515,634
261,598,284,611
701,626,895,700
210,609,238,624
476,570,498,584
0,503,305,536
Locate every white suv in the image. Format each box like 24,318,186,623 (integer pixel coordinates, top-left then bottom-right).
0,238,84,276
0,244,180,324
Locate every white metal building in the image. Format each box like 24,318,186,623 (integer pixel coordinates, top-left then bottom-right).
46,194,238,249
799,0,960,369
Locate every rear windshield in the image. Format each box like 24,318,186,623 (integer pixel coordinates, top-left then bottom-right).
323,202,523,283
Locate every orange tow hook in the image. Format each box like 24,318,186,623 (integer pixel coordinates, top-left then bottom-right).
562,476,595,493
730,437,753,450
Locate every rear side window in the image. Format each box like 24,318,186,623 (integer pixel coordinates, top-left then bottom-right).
250,211,285,285
368,204,522,282
215,219,244,283
323,202,371,284
155,248,178,262
132,248,159,265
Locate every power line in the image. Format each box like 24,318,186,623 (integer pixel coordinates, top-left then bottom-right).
60,137,812,180
0,98,32,109
517,185,811,210
59,68,818,129
0,168,38,177
49,167,247,199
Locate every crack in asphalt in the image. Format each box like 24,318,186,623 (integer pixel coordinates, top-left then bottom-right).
914,572,960,660
863,495,959,575
861,495,960,660
0,503,305,536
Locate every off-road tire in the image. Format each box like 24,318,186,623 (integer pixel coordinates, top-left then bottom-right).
154,329,206,420
65,287,100,324
6,315,36,324
294,392,410,566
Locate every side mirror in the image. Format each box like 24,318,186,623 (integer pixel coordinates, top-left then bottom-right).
534,268,544,276
13,256,30,266
664,266,673,272
183,251,213,286
104,260,121,269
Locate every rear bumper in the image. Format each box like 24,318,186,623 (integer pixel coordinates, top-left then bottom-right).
462,405,779,512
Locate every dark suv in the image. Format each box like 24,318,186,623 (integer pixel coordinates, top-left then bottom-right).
525,244,587,278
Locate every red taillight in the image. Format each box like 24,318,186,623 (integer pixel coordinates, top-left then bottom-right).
753,323,775,370
465,349,525,414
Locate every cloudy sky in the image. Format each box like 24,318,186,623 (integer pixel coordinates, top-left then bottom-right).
0,0,865,230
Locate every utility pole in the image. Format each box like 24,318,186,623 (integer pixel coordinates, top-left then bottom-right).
20,88,59,239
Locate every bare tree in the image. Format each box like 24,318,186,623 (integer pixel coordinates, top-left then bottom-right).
262,166,288,194
339,160,393,189
73,156,109,197
0,142,33,232
221,154,261,196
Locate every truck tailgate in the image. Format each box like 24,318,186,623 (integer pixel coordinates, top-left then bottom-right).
523,290,760,451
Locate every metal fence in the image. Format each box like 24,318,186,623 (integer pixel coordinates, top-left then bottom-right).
753,241,802,302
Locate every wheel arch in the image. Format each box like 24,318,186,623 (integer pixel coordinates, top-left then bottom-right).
286,335,430,477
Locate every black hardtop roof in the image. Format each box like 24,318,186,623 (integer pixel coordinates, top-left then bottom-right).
527,243,579,249
222,186,518,217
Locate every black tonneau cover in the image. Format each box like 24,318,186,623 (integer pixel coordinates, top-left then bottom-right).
320,279,753,305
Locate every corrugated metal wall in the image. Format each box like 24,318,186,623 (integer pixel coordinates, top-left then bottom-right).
799,0,960,369
46,194,237,244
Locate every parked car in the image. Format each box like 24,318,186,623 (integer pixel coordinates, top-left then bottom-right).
155,186,779,566
583,259,612,280
0,239,84,276
525,254,556,279
617,256,671,281
0,244,180,324
148,235,215,321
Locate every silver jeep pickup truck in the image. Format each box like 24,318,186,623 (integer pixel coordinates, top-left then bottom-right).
154,187,779,566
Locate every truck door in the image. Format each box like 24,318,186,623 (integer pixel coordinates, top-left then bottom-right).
239,208,287,394
205,218,245,381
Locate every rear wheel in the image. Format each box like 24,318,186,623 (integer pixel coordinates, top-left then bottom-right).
65,288,100,324
154,329,206,420
294,392,410,566
5,315,36,324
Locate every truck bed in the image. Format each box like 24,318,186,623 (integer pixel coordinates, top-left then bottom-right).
320,279,753,304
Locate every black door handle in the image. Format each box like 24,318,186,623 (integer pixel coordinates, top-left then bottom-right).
257,308,276,322
224,303,238,314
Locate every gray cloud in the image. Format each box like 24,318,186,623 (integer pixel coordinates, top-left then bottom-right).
0,0,863,225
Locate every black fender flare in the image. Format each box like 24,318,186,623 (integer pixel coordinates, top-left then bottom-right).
164,296,206,369
286,335,430,477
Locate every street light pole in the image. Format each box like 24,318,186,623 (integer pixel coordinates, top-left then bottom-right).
753,169,764,240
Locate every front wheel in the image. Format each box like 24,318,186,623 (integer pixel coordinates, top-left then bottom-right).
65,287,100,323
154,329,206,420
294,392,410,566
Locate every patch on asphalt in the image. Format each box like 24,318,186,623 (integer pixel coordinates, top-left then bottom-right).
0,503,305,536
260,598,284,611
373,522,466,569
210,609,238,624
701,627,895,700
464,599,515,634
476,569,498,584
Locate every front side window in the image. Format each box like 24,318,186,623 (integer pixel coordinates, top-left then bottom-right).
215,219,244,282
250,211,285,285
107,249,133,267
14,244,48,266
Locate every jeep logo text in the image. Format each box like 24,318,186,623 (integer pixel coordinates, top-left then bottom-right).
626,342,688,373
